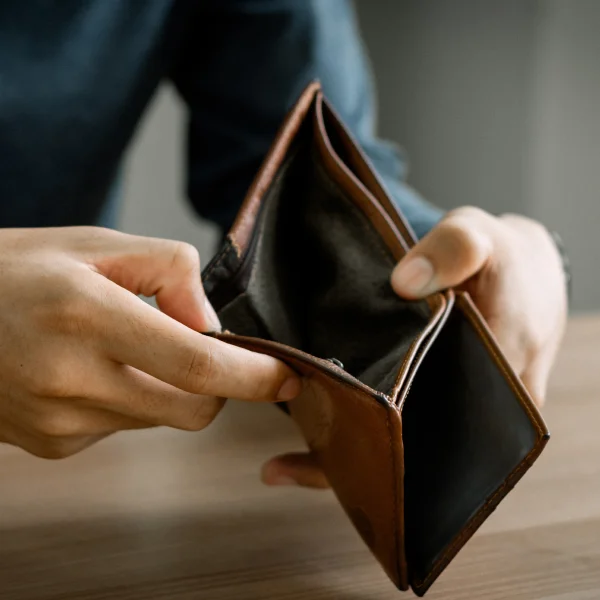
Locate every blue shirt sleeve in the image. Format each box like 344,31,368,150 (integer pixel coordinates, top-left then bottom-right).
169,0,443,239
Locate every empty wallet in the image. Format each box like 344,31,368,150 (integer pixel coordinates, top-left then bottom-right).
201,82,549,596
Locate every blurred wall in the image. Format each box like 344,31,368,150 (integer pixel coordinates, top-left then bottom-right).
526,1,600,312
355,0,600,311
120,1,599,311
356,0,536,216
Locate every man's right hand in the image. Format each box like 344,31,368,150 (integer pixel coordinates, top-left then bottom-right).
0,227,301,458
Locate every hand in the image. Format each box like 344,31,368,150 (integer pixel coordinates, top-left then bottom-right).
0,227,301,458
262,206,566,488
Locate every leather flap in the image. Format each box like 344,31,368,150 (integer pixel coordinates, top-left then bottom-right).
208,332,409,590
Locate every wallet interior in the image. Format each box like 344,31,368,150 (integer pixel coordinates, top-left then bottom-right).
209,112,432,395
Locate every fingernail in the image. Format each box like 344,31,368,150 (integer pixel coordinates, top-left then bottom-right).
277,377,302,401
203,297,222,332
392,255,435,297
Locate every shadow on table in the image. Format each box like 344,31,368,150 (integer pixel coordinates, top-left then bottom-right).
4,498,598,600
0,503,392,600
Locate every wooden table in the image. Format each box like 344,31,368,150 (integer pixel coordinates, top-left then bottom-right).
1,316,599,600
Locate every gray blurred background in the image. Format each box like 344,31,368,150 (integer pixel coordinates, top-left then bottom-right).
120,0,600,312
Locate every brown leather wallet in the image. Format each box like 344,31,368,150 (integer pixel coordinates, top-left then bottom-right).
201,82,549,596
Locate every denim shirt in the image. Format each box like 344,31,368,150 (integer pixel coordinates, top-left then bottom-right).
0,0,442,238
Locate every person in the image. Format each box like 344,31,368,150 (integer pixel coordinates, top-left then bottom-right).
0,1,567,489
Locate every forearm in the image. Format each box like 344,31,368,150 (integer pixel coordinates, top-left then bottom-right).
173,0,444,238
359,138,444,240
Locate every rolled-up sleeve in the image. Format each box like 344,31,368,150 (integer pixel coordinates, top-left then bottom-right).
169,0,442,239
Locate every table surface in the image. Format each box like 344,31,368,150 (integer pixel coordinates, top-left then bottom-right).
1,315,599,600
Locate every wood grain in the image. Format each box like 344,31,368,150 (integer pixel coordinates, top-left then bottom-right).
0,315,599,599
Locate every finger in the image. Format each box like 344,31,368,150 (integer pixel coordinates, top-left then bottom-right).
79,274,302,403
12,398,154,438
0,419,107,459
87,362,227,431
391,207,496,298
262,452,330,489
85,229,220,332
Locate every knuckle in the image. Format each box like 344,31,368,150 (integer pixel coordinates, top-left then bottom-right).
16,429,88,459
185,346,215,392
27,363,75,399
437,215,491,264
34,439,82,460
34,274,95,337
523,216,548,241
73,225,109,242
181,413,206,432
180,398,224,431
438,218,476,252
34,411,82,438
70,227,126,255
169,241,200,275
56,295,94,336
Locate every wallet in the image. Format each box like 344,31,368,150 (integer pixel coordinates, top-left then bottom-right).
201,82,549,596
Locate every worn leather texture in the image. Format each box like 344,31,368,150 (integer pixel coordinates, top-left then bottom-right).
202,82,549,595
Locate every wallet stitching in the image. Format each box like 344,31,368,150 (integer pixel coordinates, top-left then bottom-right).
412,295,546,590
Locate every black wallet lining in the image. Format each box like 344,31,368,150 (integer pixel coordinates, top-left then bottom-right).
215,118,431,395
402,303,543,592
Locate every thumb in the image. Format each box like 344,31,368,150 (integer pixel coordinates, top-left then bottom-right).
391,207,495,299
90,232,220,332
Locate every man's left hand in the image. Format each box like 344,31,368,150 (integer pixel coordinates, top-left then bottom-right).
262,207,567,488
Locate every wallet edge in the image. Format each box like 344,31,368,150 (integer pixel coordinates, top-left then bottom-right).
228,81,321,256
